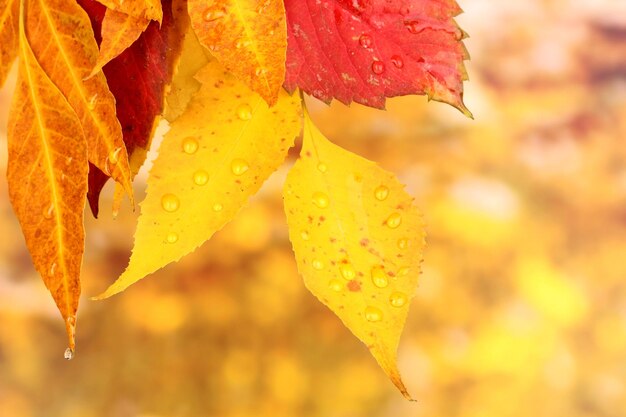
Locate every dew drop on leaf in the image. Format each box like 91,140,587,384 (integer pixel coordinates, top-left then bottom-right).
193,170,209,186
371,266,388,288
300,230,310,241
385,212,402,228
87,94,98,110
64,347,74,361
312,192,330,208
203,8,225,22
182,137,199,155
389,292,408,308
107,147,122,165
166,232,179,244
236,104,253,120
312,259,324,270
365,306,383,322
43,204,54,219
212,203,223,212
340,263,356,280
391,55,404,69
317,163,328,173
49,262,57,277
397,267,410,277
329,279,343,292
358,34,372,48
397,238,408,250
255,67,268,76
231,158,250,175
405,20,421,34
161,194,180,213
374,185,389,201
371,60,385,75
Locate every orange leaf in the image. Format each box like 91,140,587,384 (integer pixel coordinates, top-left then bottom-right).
0,0,19,87
25,0,133,200
188,0,287,105
7,0,89,354
95,0,162,23
90,8,149,76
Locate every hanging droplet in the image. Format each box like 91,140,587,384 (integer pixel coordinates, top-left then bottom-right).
359,34,372,48
161,194,180,212
391,55,404,68
374,185,389,201
193,170,209,186
317,163,328,173
166,232,179,244
312,192,329,208
43,204,54,219
365,306,383,322
312,259,324,270
182,137,199,154
389,292,408,308
371,266,388,288
231,158,249,176
107,147,122,165
237,104,253,121
64,347,74,360
203,8,225,22
87,94,98,110
397,267,410,276
397,238,409,250
300,230,310,241
329,279,343,292
213,203,223,212
340,263,356,280
385,212,402,228
371,60,385,75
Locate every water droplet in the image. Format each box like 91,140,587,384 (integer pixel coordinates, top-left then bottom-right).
397,238,409,250
312,259,324,270
317,163,328,173
398,267,410,276
312,192,329,208
64,347,74,360
166,232,179,244
365,306,383,322
329,279,343,292
389,292,408,308
235,40,251,49
359,34,372,48
213,203,223,212
193,170,209,186
300,230,310,241
49,262,57,277
371,60,385,75
182,137,199,154
371,266,388,288
237,104,253,121
107,146,122,165
374,185,389,201
161,194,180,212
43,204,54,219
405,20,422,34
391,55,404,68
255,67,268,76
385,212,402,228
340,263,356,280
203,8,225,22
87,94,98,110
231,158,249,175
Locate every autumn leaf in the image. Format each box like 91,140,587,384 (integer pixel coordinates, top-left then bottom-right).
283,0,471,115
95,60,302,298
283,110,426,399
95,0,162,23
0,0,19,87
90,8,150,76
7,0,89,354
24,0,133,201
79,0,186,216
188,0,287,105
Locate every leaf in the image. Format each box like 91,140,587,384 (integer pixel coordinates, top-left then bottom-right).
79,0,186,217
95,60,302,298
188,0,287,105
95,0,162,23
283,0,471,115
89,8,150,76
24,0,133,200
0,0,19,87
7,0,88,353
283,111,426,399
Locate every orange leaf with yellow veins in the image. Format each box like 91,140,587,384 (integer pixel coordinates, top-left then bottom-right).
0,0,19,87
7,1,89,356
283,110,426,399
188,0,287,105
25,0,133,201
95,61,302,298
90,8,149,76
95,0,162,23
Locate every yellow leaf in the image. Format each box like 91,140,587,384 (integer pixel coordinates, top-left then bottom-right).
90,8,149,77
283,111,425,399
0,0,18,87
188,0,287,105
95,0,162,23
95,61,302,298
25,0,133,200
7,0,88,353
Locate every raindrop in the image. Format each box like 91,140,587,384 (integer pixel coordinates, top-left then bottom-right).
385,212,402,228
317,163,328,173
405,20,422,34
312,192,329,208
161,194,180,212
107,147,122,165
203,8,225,22
193,170,209,186
312,259,324,270
87,94,98,110
300,230,310,241
358,34,372,48
231,158,250,176
397,267,410,276
371,266,388,288
166,232,179,244
49,262,57,277
64,347,74,360
182,137,199,154
329,279,343,292
365,306,383,322
371,60,385,75
374,185,389,201
237,104,253,121
255,67,268,76
389,292,408,308
391,55,404,68
397,238,408,250
213,203,223,212
43,204,54,219
340,263,356,280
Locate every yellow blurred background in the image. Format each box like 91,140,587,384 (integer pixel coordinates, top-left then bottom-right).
2,1,626,416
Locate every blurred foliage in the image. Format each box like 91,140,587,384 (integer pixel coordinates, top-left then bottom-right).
1,1,626,416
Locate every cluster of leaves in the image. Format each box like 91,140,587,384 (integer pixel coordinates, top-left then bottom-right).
0,0,469,397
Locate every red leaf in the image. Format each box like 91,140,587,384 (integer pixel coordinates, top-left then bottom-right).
283,0,470,114
78,0,184,217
